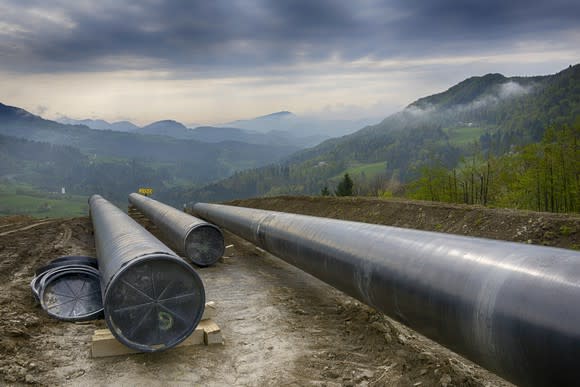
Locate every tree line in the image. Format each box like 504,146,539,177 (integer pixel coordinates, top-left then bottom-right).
318,122,579,214
394,124,579,213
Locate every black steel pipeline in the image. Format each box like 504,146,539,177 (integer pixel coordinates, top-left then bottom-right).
90,194,205,352
128,193,224,266
192,203,580,387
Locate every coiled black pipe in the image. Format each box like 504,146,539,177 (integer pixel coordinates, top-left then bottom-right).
128,193,224,266
192,202,580,387
90,194,205,352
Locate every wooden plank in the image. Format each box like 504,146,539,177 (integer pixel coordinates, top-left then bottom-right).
198,319,223,345
202,301,216,321
90,301,221,358
91,326,204,358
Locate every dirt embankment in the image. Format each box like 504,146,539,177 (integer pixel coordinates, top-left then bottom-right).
228,196,580,250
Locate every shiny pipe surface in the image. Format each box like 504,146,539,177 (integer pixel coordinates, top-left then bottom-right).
128,193,224,266
89,194,205,352
192,202,580,387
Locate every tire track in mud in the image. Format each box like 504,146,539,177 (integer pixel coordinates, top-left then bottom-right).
0,219,61,283
0,221,30,231
0,217,97,384
0,219,55,237
53,223,73,250
0,215,34,227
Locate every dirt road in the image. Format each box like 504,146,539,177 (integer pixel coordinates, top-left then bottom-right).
1,197,577,385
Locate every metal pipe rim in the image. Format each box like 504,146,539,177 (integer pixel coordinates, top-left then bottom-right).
35,257,98,277
184,223,225,267
39,267,103,321
103,252,206,352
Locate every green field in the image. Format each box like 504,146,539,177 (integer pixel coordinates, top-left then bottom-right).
444,126,487,146
0,184,89,218
332,161,387,181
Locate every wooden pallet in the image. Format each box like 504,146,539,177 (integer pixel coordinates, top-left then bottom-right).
91,302,223,358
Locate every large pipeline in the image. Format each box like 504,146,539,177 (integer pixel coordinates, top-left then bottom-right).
128,193,224,266
90,195,205,352
192,203,580,387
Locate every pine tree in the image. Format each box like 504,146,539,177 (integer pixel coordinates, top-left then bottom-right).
335,173,354,196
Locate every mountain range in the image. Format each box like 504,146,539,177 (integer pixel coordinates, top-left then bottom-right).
223,110,378,137
0,102,300,202
57,117,139,132
1,64,578,207
187,64,580,203
58,113,338,148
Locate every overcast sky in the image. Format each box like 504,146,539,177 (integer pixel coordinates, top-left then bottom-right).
0,0,578,125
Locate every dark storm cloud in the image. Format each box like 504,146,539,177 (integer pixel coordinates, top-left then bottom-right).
388,0,580,42
0,0,578,74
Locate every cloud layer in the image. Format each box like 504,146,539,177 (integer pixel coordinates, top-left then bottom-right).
1,0,579,74
0,0,578,123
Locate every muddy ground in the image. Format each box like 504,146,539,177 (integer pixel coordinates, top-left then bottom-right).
0,197,578,386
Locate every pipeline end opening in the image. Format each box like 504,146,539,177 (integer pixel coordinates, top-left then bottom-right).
104,254,205,352
185,225,225,267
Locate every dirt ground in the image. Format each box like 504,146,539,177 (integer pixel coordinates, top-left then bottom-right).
0,197,578,386
228,196,580,250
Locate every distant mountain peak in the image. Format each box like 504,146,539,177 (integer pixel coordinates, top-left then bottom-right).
478,73,506,80
144,119,185,126
139,119,190,138
56,116,138,132
408,72,532,110
142,119,188,129
0,102,44,121
255,111,294,120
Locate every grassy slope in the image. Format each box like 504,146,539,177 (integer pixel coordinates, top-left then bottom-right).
332,161,387,180
332,125,485,180
0,183,88,218
443,126,487,146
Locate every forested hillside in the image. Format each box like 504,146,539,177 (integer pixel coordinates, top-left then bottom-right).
408,124,579,212
0,103,300,206
2,65,578,213
0,135,174,202
0,103,297,168
187,64,580,212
